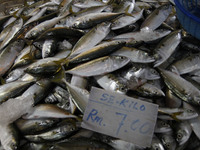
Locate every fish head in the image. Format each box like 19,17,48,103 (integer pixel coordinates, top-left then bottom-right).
151,143,165,150
176,109,198,120
25,30,38,39
176,129,188,145
112,56,130,66
162,4,172,16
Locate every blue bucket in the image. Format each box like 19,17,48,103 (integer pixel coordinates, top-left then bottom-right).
174,0,200,40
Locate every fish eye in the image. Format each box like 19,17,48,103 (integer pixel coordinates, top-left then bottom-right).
118,56,125,60
186,109,194,113
165,143,170,148
161,121,167,127
153,146,159,150
120,86,126,92
31,31,36,37
71,127,75,131
177,133,183,140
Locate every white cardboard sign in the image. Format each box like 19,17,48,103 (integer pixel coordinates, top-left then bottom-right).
81,87,158,147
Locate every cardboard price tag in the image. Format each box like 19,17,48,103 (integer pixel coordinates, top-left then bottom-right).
81,87,158,147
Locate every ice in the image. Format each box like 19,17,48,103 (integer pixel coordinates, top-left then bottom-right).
0,95,34,125
0,95,34,150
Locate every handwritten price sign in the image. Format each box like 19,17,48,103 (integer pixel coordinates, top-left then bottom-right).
81,87,158,147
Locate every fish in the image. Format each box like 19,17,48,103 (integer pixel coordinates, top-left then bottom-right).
158,133,176,150
5,66,27,83
15,118,60,135
159,69,200,106
53,137,114,150
66,56,130,77
112,47,155,63
70,22,111,57
165,89,182,108
25,13,70,39
69,40,126,63
23,104,77,119
0,124,19,150
173,121,192,146
134,82,165,97
42,38,58,58
71,12,122,29
113,29,171,42
65,81,89,113
154,119,172,133
24,119,77,142
153,30,181,67
120,63,160,80
170,53,200,75
150,135,165,150
95,73,128,94
140,3,172,30
12,45,36,69
0,39,25,76
0,80,33,104
24,7,47,26
0,18,23,51
158,107,198,120
111,9,144,30
25,57,67,76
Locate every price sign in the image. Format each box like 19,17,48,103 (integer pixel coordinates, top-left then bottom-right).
81,87,158,147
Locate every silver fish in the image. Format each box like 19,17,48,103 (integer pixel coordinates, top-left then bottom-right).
121,63,160,80
65,81,89,113
73,0,106,9
158,107,198,120
112,47,155,63
135,82,165,97
170,53,200,75
173,121,192,146
71,12,122,29
154,119,172,133
113,29,171,42
165,89,182,108
69,40,125,64
153,30,181,67
95,73,128,94
150,135,165,150
66,56,130,77
111,9,143,30
25,13,69,39
159,69,200,106
23,104,77,119
0,18,23,51
158,133,176,150
70,22,111,57
0,39,25,76
5,67,27,83
140,3,172,30
0,80,33,104
24,7,47,26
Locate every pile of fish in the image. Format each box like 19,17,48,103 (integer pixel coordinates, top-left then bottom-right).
1,0,200,149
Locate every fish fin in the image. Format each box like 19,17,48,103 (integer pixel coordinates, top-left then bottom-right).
50,67,67,87
12,10,19,18
23,0,29,7
124,5,133,16
69,4,75,14
24,38,33,45
0,77,5,85
171,112,182,121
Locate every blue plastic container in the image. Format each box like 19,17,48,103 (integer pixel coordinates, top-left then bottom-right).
174,0,200,40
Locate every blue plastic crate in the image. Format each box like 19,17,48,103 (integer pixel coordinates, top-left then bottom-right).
174,0,200,40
